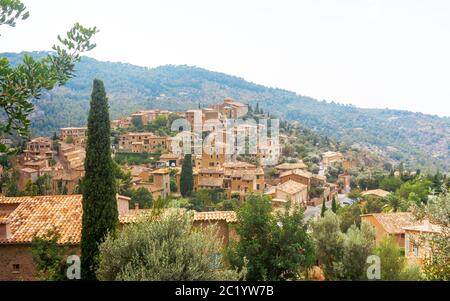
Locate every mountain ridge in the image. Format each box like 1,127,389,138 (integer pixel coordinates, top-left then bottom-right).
2,51,449,172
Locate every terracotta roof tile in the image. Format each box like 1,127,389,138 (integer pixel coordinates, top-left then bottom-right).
198,177,224,187
362,212,418,234
277,180,307,195
275,162,307,170
280,169,313,179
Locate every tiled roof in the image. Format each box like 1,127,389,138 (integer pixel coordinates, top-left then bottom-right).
199,168,224,174
223,161,255,169
0,195,82,245
225,168,264,178
361,212,418,234
322,151,343,158
151,168,170,175
362,189,390,198
198,177,224,187
280,169,313,179
0,196,31,204
0,195,129,245
119,210,237,224
159,153,181,160
193,211,237,223
275,162,307,170
403,223,442,234
277,180,307,195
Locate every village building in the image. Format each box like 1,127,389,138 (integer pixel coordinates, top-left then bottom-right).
279,169,326,189
322,151,344,168
60,127,87,146
275,162,308,173
131,109,171,127
361,212,420,249
267,180,308,208
403,220,442,266
158,153,182,167
125,165,151,183
111,117,132,129
119,132,167,153
0,195,236,280
130,168,171,200
23,137,53,161
209,98,248,119
17,168,39,191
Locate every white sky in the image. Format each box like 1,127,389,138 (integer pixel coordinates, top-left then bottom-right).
1,0,450,116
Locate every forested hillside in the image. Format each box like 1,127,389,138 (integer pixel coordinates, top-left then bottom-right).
3,51,449,172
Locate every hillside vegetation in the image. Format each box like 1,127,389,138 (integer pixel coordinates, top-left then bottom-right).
3,51,449,172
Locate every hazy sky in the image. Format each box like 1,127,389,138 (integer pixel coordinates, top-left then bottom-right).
1,0,449,116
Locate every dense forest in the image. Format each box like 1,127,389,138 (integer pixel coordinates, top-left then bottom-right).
3,51,449,172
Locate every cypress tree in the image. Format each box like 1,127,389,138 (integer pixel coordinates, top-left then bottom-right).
321,198,327,217
331,196,337,213
180,154,193,197
81,79,118,280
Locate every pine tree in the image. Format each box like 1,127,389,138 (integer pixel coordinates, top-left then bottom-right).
180,154,193,197
331,196,337,213
321,198,327,217
81,79,118,280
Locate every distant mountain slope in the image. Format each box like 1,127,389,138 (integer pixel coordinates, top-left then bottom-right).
3,51,449,171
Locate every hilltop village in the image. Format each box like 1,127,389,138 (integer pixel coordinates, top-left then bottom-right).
7,98,351,208
0,98,447,280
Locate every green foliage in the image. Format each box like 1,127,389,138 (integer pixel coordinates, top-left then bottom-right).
0,2,97,150
382,193,401,213
0,0,29,28
81,79,118,280
188,189,225,211
362,197,384,214
310,211,344,280
113,161,132,196
311,212,376,280
331,196,337,213
0,168,19,196
379,176,403,192
326,161,344,183
397,179,432,204
374,236,423,280
347,189,362,200
320,198,327,217
412,188,450,281
31,228,68,281
338,203,362,233
96,210,243,281
114,152,153,165
226,195,315,280
130,187,153,209
180,154,193,197
335,222,375,280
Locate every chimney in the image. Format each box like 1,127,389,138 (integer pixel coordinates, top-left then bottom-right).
134,203,139,210
0,221,11,241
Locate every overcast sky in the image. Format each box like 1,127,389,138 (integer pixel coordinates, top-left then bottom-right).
1,0,449,116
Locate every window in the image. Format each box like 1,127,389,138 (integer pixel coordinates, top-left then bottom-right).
12,264,20,273
413,245,418,257
405,237,410,254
